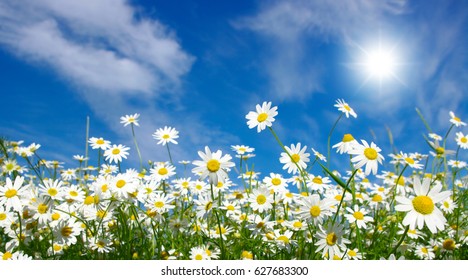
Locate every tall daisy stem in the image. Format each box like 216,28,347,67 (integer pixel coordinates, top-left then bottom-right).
131,124,143,171
166,143,174,165
327,113,343,169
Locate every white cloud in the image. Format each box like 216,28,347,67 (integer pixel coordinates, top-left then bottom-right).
234,0,406,100
0,0,194,94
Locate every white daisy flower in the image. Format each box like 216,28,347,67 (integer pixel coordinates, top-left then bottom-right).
120,113,140,127
455,132,468,149
395,177,451,233
104,144,130,164
348,140,384,175
279,143,310,174
245,101,278,133
332,133,359,154
344,205,374,229
192,146,235,186
334,99,357,118
449,111,466,127
152,126,179,145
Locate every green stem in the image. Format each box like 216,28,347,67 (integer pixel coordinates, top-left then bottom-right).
166,143,174,165
131,123,143,171
327,113,343,169
388,225,408,258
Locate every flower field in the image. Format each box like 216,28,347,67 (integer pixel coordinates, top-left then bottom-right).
0,99,466,260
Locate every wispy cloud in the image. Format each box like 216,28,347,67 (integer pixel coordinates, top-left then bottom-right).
233,0,406,100
0,0,194,94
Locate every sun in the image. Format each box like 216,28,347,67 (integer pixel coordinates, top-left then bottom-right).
349,37,405,91
364,47,397,80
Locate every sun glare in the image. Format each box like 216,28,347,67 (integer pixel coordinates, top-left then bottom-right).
364,47,397,79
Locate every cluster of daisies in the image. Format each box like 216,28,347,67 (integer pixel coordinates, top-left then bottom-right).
0,99,466,260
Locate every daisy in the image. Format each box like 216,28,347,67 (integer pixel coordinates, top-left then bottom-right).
245,101,278,133
297,194,334,225
192,146,235,186
63,184,85,203
334,99,357,118
395,177,451,233
448,160,467,169
109,173,138,200
273,229,296,251
53,218,83,246
307,175,331,193
2,159,21,175
0,176,25,211
279,143,310,174
440,198,455,214
415,245,435,260
455,132,468,149
449,111,466,127
231,145,255,155
29,196,52,225
88,137,111,150
146,192,175,214
194,195,214,219
332,134,359,154
345,248,363,260
263,173,288,193
152,126,179,145
344,205,374,229
61,168,77,181
249,187,273,213
315,223,351,259
349,140,384,175
149,162,176,182
311,148,327,162
190,246,209,260
104,144,130,164
120,113,140,127
90,237,114,253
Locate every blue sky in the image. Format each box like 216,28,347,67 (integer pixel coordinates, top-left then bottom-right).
0,0,467,179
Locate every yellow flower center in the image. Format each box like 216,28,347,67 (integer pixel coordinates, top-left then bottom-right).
158,167,168,176
61,226,73,237
241,251,253,259
116,180,126,188
52,213,60,221
285,192,293,198
206,159,221,172
453,116,461,122
277,235,290,244
0,213,6,221
2,252,12,260
5,189,17,198
408,229,417,235
69,191,78,197
154,201,165,208
443,201,450,208
326,232,338,246
353,211,364,220
205,201,213,211
5,163,14,171
96,139,105,145
364,148,378,160
256,194,267,205
412,196,434,215
335,195,342,201
257,112,268,122
460,137,467,143
435,147,445,155
372,194,383,202
291,154,300,163
195,254,203,260
421,247,428,254
293,221,303,228
310,206,321,217
312,177,323,184
342,134,354,142
101,184,108,192
443,239,456,250
37,203,48,214
271,178,282,186
162,134,170,139
347,250,357,257
405,157,415,165
84,196,94,205
395,177,405,186
215,226,227,235
53,244,62,252
112,148,120,155
227,205,235,211
344,105,351,111
48,188,58,196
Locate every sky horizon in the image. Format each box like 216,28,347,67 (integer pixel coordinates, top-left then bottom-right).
1,0,467,183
